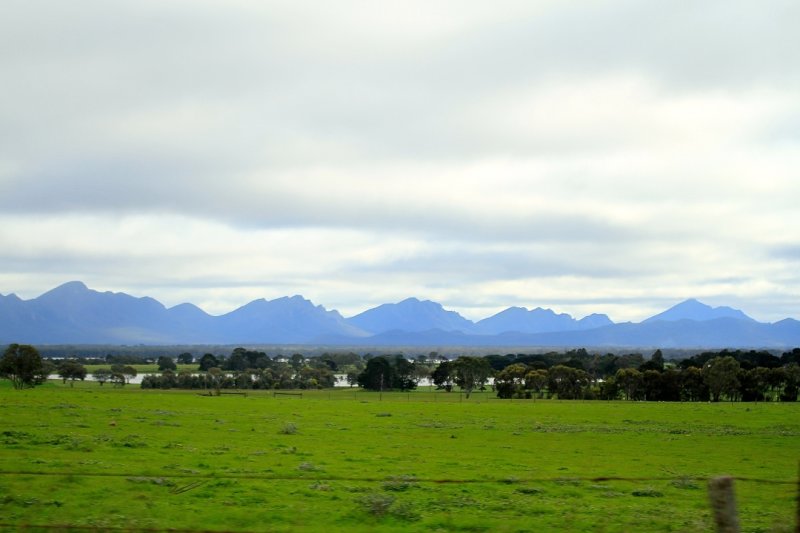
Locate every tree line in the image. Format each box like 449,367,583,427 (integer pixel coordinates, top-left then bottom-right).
491,355,799,401
141,348,800,402
141,348,339,391
2,343,799,401
482,348,800,401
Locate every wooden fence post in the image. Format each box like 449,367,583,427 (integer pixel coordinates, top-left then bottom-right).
708,476,740,533
795,461,799,533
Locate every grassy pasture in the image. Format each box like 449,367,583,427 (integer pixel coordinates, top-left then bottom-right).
0,381,798,532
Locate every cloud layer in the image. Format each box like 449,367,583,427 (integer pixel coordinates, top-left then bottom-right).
1,0,799,322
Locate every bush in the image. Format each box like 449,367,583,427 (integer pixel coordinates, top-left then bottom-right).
355,493,419,521
279,422,297,435
356,493,395,517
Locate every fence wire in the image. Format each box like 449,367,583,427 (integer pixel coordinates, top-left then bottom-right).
0,469,795,485
1,470,796,533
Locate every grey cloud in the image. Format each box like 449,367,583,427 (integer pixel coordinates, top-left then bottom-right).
438,1,800,89
3,0,798,198
771,245,800,261
4,1,797,170
0,133,765,256
0,255,129,275
346,245,649,284
1,0,798,322
0,165,646,246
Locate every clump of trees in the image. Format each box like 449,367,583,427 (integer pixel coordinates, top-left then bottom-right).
0,344,48,389
86,364,136,387
494,364,590,399
57,360,87,387
427,356,493,397
357,355,416,391
486,348,800,402
157,356,177,372
141,347,336,391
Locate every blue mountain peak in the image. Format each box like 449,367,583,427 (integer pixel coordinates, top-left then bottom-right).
41,280,89,296
347,297,472,334
643,299,754,323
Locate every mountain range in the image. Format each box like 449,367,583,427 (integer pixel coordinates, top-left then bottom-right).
0,281,798,348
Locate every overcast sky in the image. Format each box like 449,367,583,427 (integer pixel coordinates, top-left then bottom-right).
1,0,798,323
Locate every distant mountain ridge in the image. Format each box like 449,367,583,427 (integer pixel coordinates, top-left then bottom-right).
0,282,797,348
0,282,369,344
642,298,754,323
474,306,613,335
348,297,474,334
215,295,367,343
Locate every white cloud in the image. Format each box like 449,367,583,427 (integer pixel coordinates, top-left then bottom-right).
1,0,799,325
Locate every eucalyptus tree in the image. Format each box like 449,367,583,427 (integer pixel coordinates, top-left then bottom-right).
0,344,45,389
451,356,493,398
431,360,453,391
615,368,643,401
57,360,87,387
525,369,549,398
93,368,111,386
703,356,740,402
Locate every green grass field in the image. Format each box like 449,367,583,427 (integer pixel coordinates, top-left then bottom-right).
1,380,798,532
